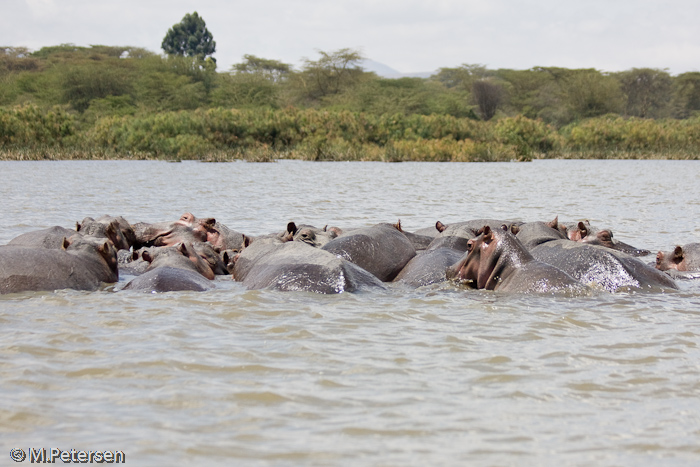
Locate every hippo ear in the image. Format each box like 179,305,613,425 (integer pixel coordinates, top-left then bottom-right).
436,221,446,233
393,220,403,232
500,224,508,232
482,227,494,244
132,250,139,261
203,218,216,227
655,251,664,265
142,251,153,263
673,246,684,261
577,221,589,238
281,231,293,242
509,224,520,235
76,221,82,232
62,237,70,250
98,241,110,256
322,225,328,232
242,235,251,249
547,216,559,229
286,222,298,235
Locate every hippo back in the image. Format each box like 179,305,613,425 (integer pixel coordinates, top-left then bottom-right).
321,224,416,281
532,240,678,292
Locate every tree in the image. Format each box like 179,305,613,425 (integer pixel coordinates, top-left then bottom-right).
615,68,672,118
161,12,216,63
231,55,291,83
295,48,366,101
472,79,503,120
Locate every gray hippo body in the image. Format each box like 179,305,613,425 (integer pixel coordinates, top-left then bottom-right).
123,267,214,292
233,241,384,294
514,221,568,251
321,223,416,282
0,235,119,294
531,240,677,292
393,247,464,287
7,226,78,249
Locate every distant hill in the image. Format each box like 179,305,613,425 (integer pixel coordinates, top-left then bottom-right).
360,59,435,79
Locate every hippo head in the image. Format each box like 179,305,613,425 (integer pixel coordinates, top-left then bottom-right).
76,218,131,251
656,246,684,271
446,225,510,290
285,222,338,248
63,234,119,280
570,222,650,257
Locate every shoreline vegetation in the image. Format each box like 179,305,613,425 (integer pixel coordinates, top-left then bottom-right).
1,106,699,162
2,44,700,162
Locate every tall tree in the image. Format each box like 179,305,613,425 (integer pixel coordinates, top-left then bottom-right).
472,79,503,120
615,68,672,118
162,12,216,62
296,48,366,100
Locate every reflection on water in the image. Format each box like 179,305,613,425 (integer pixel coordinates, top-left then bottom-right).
1,160,700,466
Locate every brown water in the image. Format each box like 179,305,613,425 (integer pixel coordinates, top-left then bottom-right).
1,159,699,466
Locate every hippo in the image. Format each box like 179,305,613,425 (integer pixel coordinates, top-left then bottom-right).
563,221,650,257
437,219,521,236
0,234,118,294
321,223,416,282
393,247,465,288
232,241,384,294
283,222,339,248
140,243,215,280
513,217,568,251
656,243,700,272
192,242,229,275
132,222,207,249
121,242,216,292
117,249,149,276
7,225,79,249
531,239,678,292
77,216,134,250
446,226,589,294
122,267,215,292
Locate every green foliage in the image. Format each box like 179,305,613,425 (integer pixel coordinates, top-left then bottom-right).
615,68,672,118
0,104,75,147
495,115,560,158
161,12,216,62
231,55,291,82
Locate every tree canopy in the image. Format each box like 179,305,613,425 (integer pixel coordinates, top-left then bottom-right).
161,12,216,62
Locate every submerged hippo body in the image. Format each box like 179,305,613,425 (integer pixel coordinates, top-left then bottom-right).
321,224,416,282
0,235,118,294
514,219,568,251
446,226,588,294
233,241,384,294
656,243,700,272
7,226,78,249
123,267,214,292
531,240,677,292
393,247,464,287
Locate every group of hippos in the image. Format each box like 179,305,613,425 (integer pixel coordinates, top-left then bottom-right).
0,211,698,295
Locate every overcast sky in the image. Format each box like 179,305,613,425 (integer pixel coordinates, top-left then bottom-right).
2,0,699,75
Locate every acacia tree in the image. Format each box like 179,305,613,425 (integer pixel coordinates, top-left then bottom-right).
231,55,291,82
162,12,216,62
296,48,366,100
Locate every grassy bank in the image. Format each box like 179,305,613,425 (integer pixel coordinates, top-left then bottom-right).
1,105,699,161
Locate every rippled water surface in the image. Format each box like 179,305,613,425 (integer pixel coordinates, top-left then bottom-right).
1,159,700,466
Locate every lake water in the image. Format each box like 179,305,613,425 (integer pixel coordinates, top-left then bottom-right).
1,159,699,466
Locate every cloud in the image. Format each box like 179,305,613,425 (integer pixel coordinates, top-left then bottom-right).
1,0,698,74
